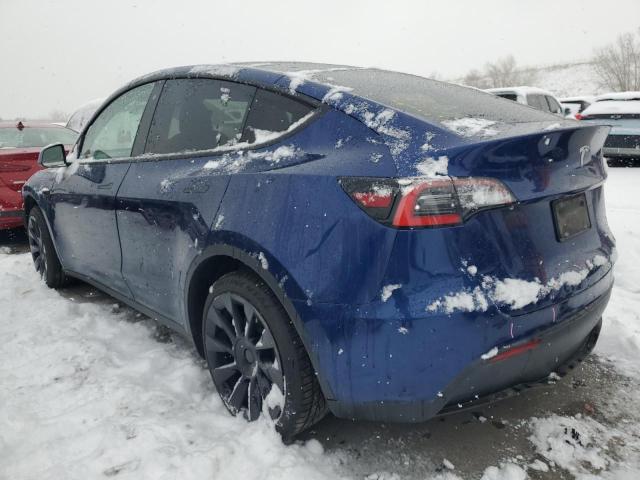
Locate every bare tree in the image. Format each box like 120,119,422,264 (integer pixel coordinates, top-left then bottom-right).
484,55,537,88
462,69,490,89
460,55,537,89
593,30,640,92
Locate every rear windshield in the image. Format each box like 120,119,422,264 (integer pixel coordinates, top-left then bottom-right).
0,127,78,148
495,93,518,102
313,69,556,125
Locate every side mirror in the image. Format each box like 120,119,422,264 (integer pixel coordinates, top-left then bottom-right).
38,143,67,168
563,107,572,117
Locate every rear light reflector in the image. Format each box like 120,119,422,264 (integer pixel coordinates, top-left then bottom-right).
340,176,516,228
488,339,541,363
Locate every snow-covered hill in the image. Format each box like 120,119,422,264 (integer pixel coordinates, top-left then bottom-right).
526,62,604,98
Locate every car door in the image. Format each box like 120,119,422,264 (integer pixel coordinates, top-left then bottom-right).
49,82,159,296
116,78,256,322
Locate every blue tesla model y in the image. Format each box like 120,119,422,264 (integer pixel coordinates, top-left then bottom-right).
24,63,615,437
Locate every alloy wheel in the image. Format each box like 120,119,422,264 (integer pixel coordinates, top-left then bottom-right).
28,215,47,279
204,292,285,421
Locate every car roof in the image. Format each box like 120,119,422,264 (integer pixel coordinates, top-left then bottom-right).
582,99,640,116
486,86,556,97
559,96,595,103
594,91,640,102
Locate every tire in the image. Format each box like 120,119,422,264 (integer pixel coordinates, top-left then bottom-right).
202,269,326,438
27,206,68,289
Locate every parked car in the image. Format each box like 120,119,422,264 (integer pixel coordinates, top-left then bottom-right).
560,96,594,118
0,122,77,230
24,63,615,438
66,98,104,133
486,86,566,116
577,91,640,163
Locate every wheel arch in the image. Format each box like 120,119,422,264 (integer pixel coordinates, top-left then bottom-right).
183,240,335,400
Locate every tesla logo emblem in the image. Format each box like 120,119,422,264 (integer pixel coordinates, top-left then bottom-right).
580,146,591,166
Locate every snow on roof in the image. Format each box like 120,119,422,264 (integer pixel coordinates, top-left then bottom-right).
582,99,640,116
559,95,595,103
486,86,556,97
595,91,640,102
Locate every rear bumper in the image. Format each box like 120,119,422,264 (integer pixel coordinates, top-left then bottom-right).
323,274,612,423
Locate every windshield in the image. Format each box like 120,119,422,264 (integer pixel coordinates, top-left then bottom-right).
0,127,78,149
312,68,557,125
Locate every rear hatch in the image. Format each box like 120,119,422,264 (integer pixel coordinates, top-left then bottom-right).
441,124,614,315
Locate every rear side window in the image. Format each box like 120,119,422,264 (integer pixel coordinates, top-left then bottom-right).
496,93,518,102
527,94,550,112
241,89,313,143
545,96,562,114
145,79,255,155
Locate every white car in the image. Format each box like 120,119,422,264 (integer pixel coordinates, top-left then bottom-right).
579,91,640,161
486,87,565,116
560,96,594,119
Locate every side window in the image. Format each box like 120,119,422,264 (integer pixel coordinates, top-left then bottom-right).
546,96,562,114
81,83,154,160
241,89,314,143
145,79,255,155
527,94,549,112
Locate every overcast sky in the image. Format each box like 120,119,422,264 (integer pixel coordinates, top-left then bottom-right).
1,0,639,119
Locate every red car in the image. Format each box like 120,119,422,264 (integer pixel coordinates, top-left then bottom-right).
0,121,77,229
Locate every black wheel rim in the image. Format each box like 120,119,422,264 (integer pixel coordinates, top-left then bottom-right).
204,292,285,422
27,215,47,279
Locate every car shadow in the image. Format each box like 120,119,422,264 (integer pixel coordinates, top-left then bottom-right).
0,227,29,253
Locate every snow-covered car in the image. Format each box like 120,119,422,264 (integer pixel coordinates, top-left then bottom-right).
66,98,104,133
560,96,594,119
24,63,615,438
486,87,565,116
578,92,640,161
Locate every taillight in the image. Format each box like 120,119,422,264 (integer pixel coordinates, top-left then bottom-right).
574,113,585,120
340,176,515,228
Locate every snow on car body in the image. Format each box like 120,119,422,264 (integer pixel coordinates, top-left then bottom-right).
23,63,615,436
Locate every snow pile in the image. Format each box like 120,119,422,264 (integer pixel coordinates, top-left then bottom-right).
203,145,300,172
528,415,611,474
479,463,527,480
596,169,640,379
441,118,499,138
416,156,449,177
344,105,411,156
247,111,315,145
0,253,347,480
380,284,402,302
582,99,640,116
427,254,609,313
189,64,239,78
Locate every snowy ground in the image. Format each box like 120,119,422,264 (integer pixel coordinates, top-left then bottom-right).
1,168,639,480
